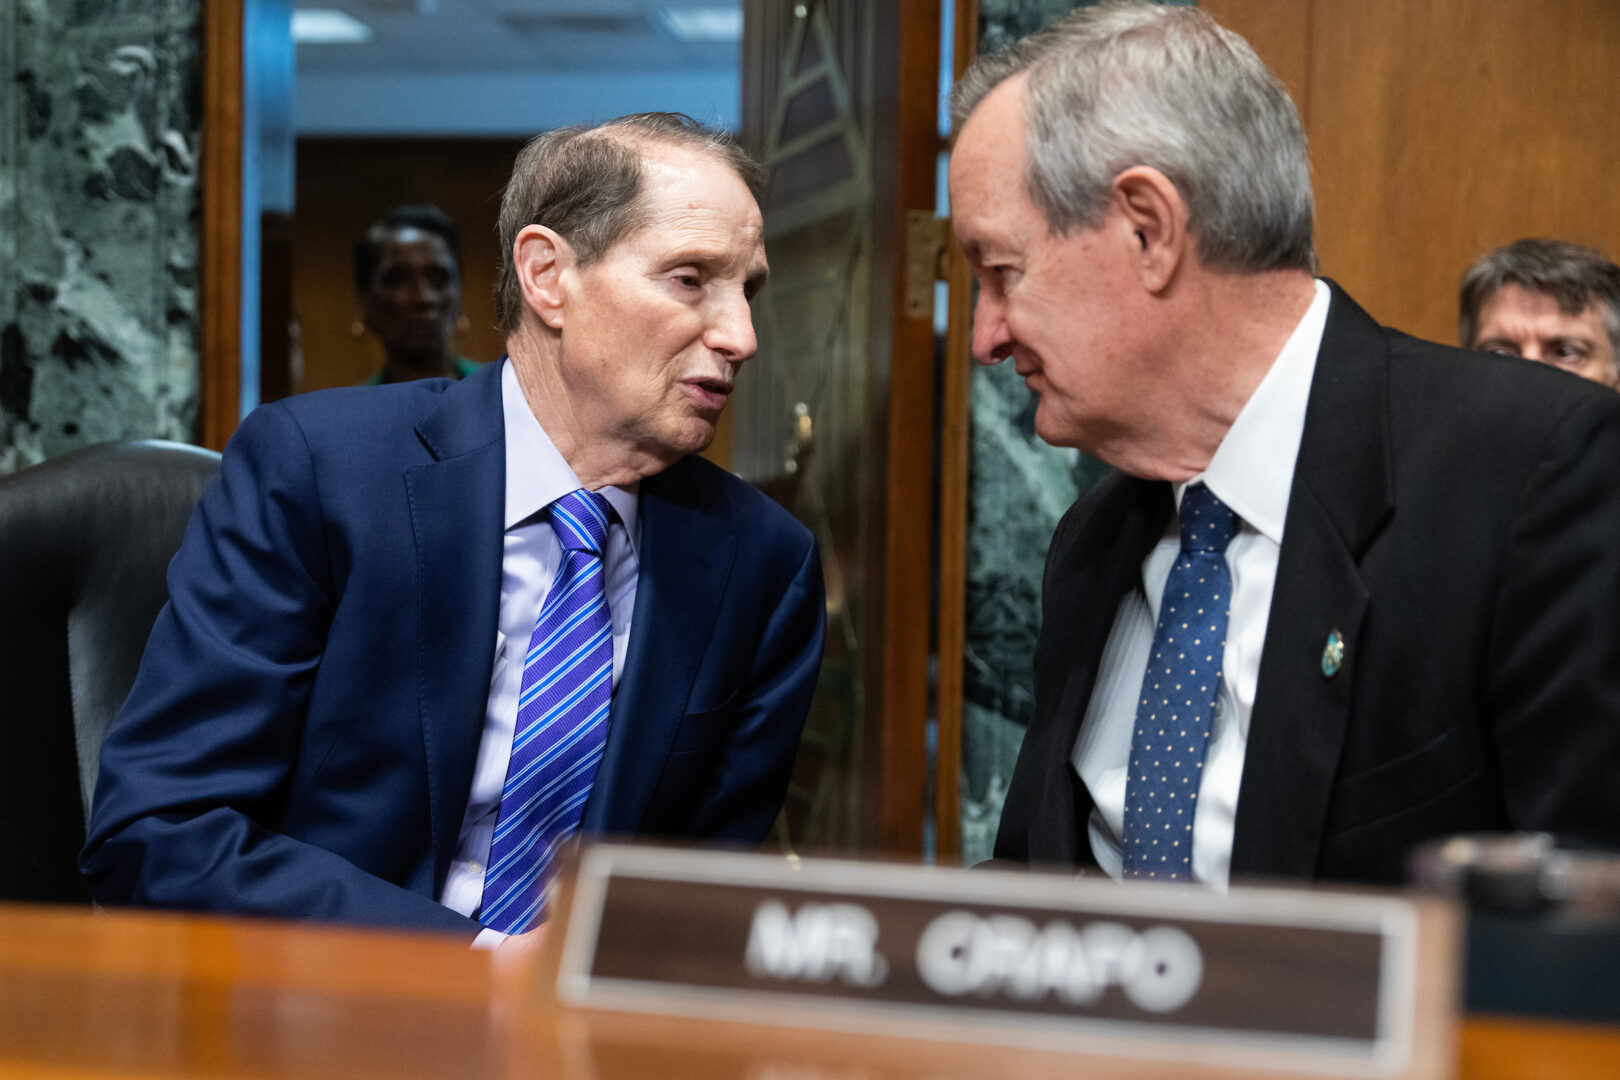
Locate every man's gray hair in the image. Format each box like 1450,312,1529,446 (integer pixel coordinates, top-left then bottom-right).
1458,238,1620,367
950,1,1315,274
496,112,766,334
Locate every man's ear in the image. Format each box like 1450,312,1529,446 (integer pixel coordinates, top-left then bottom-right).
1112,166,1189,294
513,225,573,329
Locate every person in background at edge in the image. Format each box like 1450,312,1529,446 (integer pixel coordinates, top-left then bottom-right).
355,203,484,385
1460,238,1620,390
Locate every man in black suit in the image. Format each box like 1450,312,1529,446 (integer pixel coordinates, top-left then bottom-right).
948,2,1620,886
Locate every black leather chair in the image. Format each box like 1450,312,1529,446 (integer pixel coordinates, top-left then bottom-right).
0,439,221,902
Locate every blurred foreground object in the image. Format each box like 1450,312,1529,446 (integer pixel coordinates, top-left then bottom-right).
0,896,1612,1080
549,843,1459,1080
1412,833,1620,1022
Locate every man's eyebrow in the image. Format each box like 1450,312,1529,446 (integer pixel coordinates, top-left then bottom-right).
666,245,769,274
665,246,730,267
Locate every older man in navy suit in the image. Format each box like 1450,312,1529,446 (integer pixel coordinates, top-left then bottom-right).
82,114,825,943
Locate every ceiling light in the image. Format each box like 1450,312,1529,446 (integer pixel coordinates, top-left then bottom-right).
292,9,376,45
654,6,743,43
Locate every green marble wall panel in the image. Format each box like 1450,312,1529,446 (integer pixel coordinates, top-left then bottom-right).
0,0,201,473
961,361,1110,863
959,0,1192,864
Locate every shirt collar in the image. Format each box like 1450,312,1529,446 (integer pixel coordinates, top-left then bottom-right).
501,357,640,549
1174,279,1331,544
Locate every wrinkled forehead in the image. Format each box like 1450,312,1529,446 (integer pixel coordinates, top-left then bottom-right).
949,80,1031,195
950,90,1044,264
627,146,767,263
952,75,1029,174
637,144,760,212
1485,283,1606,327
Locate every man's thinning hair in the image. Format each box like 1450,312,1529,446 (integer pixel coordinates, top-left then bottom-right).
496,112,766,334
1458,239,1620,366
950,0,1315,275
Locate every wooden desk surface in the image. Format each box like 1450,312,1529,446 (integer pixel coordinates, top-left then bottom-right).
0,904,1614,1080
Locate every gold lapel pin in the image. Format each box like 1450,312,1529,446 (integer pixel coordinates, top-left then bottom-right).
1321,628,1345,678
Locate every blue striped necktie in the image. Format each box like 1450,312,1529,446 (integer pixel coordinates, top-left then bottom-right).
1121,482,1239,882
480,488,614,933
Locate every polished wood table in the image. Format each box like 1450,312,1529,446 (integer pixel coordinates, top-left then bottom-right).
0,904,1614,1079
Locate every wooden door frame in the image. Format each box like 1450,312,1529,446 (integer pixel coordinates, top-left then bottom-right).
740,0,948,857
932,0,978,863
867,0,947,855
201,0,244,450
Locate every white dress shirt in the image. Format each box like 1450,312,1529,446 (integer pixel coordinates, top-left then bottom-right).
1072,280,1331,888
439,359,641,938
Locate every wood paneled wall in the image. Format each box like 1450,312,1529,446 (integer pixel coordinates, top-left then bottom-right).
1205,0,1620,345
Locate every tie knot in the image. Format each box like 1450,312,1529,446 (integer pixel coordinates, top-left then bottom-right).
550,489,613,554
1178,482,1239,555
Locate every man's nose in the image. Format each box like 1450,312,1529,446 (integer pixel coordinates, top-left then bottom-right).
971,291,1012,366
1520,342,1544,363
706,291,758,362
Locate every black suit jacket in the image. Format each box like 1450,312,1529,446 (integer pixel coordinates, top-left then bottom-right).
996,284,1620,884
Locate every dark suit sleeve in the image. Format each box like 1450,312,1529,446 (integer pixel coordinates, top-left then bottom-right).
993,502,1087,865
675,535,826,840
1487,389,1620,844
79,403,478,934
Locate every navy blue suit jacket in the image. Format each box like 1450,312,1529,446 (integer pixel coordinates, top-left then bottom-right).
80,362,825,935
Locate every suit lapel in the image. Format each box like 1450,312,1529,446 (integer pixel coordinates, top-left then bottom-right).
1033,473,1170,861
403,363,506,887
1232,283,1393,879
583,458,737,834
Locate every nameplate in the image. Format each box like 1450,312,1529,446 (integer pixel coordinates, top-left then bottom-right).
555,844,1454,1078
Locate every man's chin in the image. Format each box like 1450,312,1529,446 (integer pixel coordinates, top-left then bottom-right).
1032,407,1085,452
648,418,718,464
679,421,718,457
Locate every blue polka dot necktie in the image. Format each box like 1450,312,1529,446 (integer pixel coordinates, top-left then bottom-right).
1121,482,1239,882
480,489,614,933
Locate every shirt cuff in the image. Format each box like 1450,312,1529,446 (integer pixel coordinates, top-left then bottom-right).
471,927,508,951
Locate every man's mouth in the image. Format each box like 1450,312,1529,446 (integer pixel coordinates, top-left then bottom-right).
684,377,733,411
